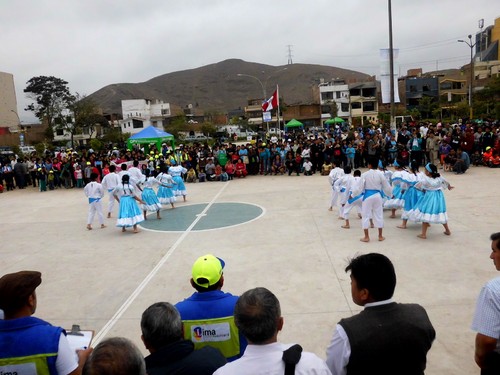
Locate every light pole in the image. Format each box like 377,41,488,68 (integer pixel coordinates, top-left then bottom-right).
388,0,396,132
237,73,267,100
458,34,476,119
11,110,25,146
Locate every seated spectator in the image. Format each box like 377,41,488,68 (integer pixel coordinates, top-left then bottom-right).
205,158,216,181
453,148,470,174
303,158,313,175
483,146,493,165
214,164,223,181
0,271,92,375
271,155,285,175
488,151,500,168
471,150,482,167
175,254,247,361
225,161,235,180
141,302,226,374
443,149,457,172
214,287,331,374
235,158,248,178
321,161,333,176
83,337,145,375
185,167,197,183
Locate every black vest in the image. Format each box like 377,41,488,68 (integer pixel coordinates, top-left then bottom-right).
339,302,435,375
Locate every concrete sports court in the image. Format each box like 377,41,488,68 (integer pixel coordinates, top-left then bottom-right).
1,167,499,374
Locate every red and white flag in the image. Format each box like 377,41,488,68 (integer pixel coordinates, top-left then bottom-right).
262,89,278,112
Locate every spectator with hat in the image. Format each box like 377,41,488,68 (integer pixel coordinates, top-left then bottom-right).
175,254,247,361
0,270,92,374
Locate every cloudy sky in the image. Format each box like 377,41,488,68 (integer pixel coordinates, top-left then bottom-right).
2,0,498,122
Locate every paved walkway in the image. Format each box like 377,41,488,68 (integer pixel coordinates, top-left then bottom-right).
1,166,499,374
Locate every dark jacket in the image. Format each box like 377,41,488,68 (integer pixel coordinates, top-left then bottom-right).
145,339,226,375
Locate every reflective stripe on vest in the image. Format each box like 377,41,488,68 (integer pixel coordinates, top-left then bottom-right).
0,352,58,375
182,316,240,359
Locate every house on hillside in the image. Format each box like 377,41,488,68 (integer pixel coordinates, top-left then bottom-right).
119,99,172,135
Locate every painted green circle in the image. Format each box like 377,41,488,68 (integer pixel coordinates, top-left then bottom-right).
140,202,264,232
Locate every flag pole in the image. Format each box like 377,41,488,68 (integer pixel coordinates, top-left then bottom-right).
276,85,281,138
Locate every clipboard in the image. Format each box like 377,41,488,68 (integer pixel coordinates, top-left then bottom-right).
65,324,94,351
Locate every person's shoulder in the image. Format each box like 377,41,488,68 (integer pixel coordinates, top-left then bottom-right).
484,276,500,291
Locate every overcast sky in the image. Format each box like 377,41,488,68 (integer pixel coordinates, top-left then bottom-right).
2,0,498,122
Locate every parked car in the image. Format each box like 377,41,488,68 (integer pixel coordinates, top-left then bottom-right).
182,134,212,142
19,146,36,155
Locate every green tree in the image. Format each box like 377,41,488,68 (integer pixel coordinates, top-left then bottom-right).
165,115,187,138
24,76,74,130
475,76,500,118
72,95,108,140
201,122,217,137
417,96,438,119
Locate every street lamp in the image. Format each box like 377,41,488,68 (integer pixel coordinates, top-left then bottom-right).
237,68,287,134
458,34,476,119
11,109,25,146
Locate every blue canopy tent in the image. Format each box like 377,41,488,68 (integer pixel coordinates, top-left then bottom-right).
127,126,175,151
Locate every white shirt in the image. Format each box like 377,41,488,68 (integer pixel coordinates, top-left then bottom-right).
328,167,345,186
325,299,394,375
101,172,120,191
127,166,145,186
351,169,392,198
83,181,103,199
214,342,332,375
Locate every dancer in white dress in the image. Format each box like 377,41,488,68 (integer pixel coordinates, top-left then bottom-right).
113,174,145,233
169,162,188,202
140,168,162,220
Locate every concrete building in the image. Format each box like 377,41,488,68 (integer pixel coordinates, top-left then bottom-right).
0,71,19,132
318,79,350,123
317,79,379,126
475,17,500,62
405,76,439,109
120,99,172,135
349,82,378,125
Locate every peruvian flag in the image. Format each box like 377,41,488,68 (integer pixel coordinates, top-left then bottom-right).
262,89,278,112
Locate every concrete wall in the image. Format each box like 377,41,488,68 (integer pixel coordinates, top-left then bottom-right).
0,72,19,129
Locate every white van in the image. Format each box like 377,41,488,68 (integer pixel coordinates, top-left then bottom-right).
20,146,36,155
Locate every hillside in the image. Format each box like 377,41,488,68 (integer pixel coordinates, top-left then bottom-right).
87,59,372,115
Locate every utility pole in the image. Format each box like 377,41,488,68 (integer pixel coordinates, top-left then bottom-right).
388,0,396,132
286,45,293,65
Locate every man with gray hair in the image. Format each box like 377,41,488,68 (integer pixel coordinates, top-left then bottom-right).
83,337,145,375
214,287,331,374
141,302,226,374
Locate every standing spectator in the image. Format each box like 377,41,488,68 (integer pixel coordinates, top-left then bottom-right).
175,254,247,361
214,287,331,375
13,158,27,189
326,253,435,375
471,232,500,374
141,302,226,374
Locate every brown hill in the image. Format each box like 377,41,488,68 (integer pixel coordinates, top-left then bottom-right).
88,59,372,115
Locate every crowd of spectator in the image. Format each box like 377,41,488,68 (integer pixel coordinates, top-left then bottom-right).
1,120,498,192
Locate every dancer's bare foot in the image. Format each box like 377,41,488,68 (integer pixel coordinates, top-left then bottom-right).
338,216,343,220
341,225,350,229
397,225,407,229
417,234,426,239
360,237,370,242
157,216,162,220
378,236,385,241
133,229,139,233
370,224,374,228
357,213,362,219
443,230,451,236
122,227,126,232
389,214,396,218
86,225,92,230
100,224,106,229
107,213,111,218
328,207,333,211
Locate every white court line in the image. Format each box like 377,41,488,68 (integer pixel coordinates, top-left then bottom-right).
92,182,230,345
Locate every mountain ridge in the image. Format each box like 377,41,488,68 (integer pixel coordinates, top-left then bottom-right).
87,59,373,115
